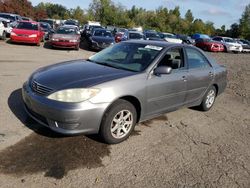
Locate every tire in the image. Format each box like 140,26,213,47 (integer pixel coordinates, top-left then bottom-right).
75,44,80,51
200,86,217,111
1,31,6,40
99,99,137,144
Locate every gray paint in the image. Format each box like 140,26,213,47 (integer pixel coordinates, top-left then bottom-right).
22,41,227,135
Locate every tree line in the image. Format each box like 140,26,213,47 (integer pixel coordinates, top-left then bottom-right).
0,0,250,39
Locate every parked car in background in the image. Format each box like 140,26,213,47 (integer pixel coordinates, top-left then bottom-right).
39,22,54,40
195,38,224,52
0,19,7,40
86,28,115,50
38,19,55,29
82,21,102,39
159,32,182,43
22,41,227,144
176,34,195,45
212,36,243,53
144,31,163,41
191,33,210,40
50,25,81,50
64,19,79,27
115,30,145,43
235,39,250,53
0,13,22,28
10,21,45,46
0,17,12,37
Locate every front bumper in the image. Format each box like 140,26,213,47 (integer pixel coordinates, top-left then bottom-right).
22,82,110,135
51,41,79,49
11,35,39,44
228,46,242,52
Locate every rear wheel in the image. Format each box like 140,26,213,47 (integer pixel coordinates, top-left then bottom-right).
200,86,216,111
99,99,137,144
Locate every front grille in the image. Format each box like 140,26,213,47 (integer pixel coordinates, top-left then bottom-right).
31,80,53,96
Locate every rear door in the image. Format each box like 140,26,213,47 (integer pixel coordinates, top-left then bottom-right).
185,47,214,104
146,47,188,116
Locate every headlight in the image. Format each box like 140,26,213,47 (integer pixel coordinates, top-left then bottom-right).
29,34,37,38
52,38,59,41
47,88,100,102
10,32,17,36
69,39,77,42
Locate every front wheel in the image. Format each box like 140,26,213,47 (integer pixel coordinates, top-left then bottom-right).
99,99,137,144
1,31,6,40
200,86,217,111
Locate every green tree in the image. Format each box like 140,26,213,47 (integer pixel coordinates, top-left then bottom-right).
185,9,194,23
239,4,250,39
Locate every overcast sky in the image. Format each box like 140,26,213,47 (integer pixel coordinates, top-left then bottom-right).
30,0,250,29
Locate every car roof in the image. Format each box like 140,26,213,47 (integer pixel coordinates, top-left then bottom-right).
19,20,38,24
128,31,143,34
0,13,20,16
61,25,78,28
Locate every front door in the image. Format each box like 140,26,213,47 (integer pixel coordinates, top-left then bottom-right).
146,47,188,116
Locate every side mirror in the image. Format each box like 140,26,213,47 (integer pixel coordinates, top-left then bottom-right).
154,66,172,75
77,31,80,35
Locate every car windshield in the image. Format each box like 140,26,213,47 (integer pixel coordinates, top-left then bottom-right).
40,23,50,29
129,33,144,39
94,30,112,37
224,38,234,43
64,21,78,25
164,34,177,39
89,43,163,72
16,22,38,30
56,27,76,34
146,33,160,38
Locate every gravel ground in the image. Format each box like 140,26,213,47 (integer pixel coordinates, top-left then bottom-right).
0,41,249,188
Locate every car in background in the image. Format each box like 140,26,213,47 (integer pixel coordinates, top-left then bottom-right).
159,32,182,44
38,19,55,29
87,28,114,50
212,36,242,53
64,19,79,27
82,21,102,39
0,13,22,29
10,21,45,46
115,30,145,43
191,33,210,40
144,31,163,41
22,41,227,144
0,19,7,40
50,25,81,50
0,17,12,37
39,22,54,40
195,38,224,52
176,34,195,45
235,39,250,53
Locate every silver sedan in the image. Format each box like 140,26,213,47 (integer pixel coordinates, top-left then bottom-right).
22,41,227,144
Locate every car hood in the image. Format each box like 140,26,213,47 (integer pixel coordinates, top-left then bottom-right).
30,60,136,91
91,36,115,43
226,42,242,47
12,28,39,35
52,34,79,39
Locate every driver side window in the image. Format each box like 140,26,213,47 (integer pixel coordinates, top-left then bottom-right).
157,48,184,70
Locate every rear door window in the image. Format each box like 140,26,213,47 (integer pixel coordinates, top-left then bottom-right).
186,48,211,69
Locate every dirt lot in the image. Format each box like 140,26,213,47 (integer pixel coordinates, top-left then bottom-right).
0,41,249,188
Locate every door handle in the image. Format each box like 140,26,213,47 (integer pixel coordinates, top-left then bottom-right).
209,72,214,77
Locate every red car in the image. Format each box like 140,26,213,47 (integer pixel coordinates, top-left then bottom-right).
195,38,224,52
50,25,80,50
10,21,44,46
115,32,124,43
